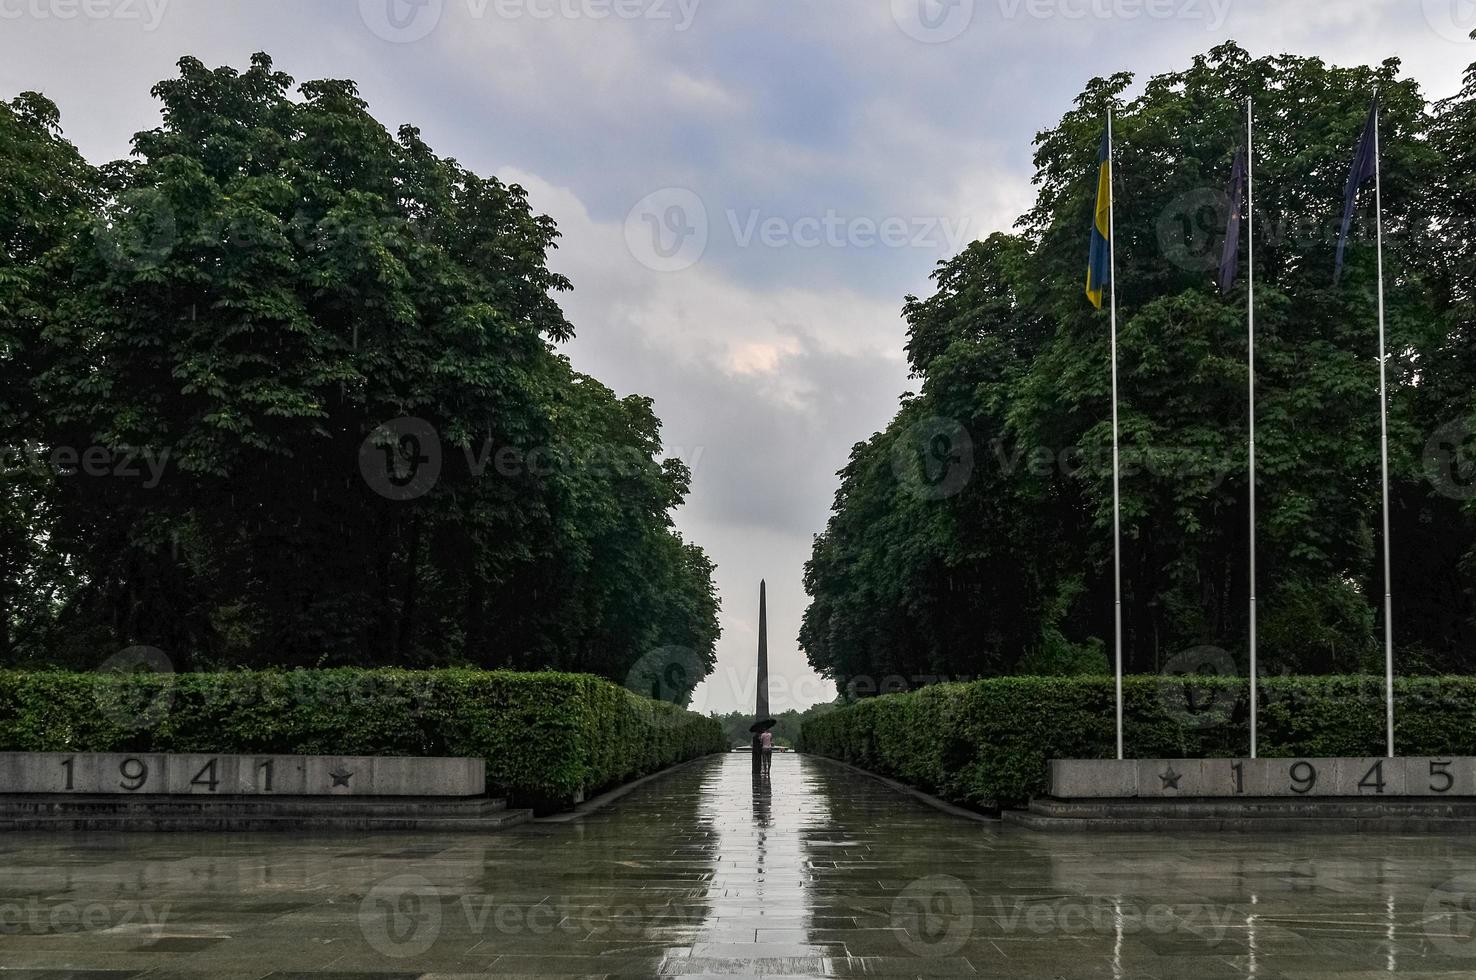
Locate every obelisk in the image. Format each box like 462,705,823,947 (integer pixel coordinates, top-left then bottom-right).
753,579,769,776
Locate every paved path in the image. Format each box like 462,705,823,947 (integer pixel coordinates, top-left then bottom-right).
5,752,1476,977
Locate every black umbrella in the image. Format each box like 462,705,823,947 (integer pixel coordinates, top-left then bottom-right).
748,718,777,734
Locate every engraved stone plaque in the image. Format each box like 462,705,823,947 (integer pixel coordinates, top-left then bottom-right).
1051,757,1476,799
0,753,484,797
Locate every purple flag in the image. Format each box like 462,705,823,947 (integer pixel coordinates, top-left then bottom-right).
1335,95,1379,284
1218,145,1246,295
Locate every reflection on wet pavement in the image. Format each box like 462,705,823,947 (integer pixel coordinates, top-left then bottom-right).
5,751,1476,977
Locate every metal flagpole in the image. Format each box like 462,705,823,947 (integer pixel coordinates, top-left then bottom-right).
1108,108,1124,761
1373,104,1395,758
1246,97,1258,760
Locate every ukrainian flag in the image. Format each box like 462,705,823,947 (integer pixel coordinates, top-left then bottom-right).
1085,126,1112,309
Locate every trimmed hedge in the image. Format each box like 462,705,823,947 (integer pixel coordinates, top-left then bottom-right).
0,669,724,806
798,676,1476,807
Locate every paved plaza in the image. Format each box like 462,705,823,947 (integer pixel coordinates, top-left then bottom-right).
4,752,1476,977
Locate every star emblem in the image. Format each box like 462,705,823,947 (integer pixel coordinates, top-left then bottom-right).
329,766,355,788
1159,766,1183,790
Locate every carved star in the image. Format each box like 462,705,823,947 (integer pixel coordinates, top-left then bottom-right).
329,766,355,788
1159,766,1183,790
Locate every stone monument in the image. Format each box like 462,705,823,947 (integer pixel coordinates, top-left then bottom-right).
753,580,769,777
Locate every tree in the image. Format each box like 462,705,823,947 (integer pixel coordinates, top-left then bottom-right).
711,703,835,748
0,55,719,688
0,91,100,660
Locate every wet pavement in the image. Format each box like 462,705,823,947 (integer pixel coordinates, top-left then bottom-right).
4,751,1476,977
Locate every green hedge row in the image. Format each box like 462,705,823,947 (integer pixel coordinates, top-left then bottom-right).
798,676,1476,807
0,669,724,806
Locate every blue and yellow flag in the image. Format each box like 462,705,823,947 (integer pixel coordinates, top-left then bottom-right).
1085,126,1112,309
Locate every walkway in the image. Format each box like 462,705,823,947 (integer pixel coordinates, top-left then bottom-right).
4,752,1476,977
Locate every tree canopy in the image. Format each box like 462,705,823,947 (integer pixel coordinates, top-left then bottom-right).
711,703,836,748
0,54,719,698
802,43,1476,695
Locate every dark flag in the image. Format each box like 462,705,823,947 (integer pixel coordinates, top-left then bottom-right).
1334,94,1379,284
1218,145,1247,294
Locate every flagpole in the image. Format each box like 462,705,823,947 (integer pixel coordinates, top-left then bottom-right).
1246,96,1258,760
1107,108,1124,761
1374,103,1394,758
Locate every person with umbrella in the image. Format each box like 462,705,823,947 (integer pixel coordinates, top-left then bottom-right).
751,718,776,777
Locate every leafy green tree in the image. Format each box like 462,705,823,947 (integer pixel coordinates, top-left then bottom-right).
0,92,100,660
1,55,719,687
712,703,836,748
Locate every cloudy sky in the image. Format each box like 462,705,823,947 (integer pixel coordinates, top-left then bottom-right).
3,0,1471,713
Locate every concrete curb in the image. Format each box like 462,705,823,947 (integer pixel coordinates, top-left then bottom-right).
1005,795,1476,833
0,795,532,833
803,754,1000,824
533,753,723,823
